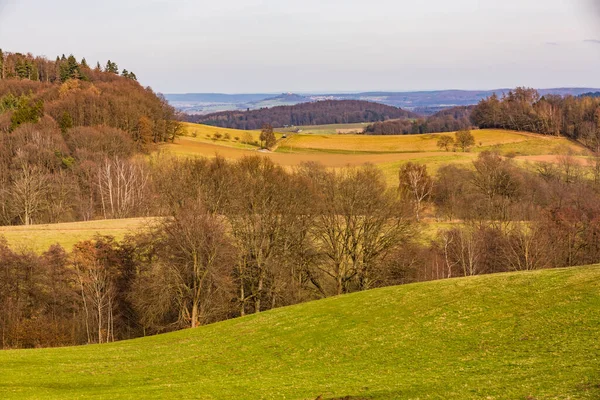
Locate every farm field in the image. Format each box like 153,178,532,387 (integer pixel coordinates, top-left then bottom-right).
1,265,598,399
0,218,155,253
165,123,590,185
275,122,371,135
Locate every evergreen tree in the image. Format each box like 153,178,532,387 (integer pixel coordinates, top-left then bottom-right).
59,111,73,134
105,60,119,74
10,98,44,132
0,48,4,80
67,55,80,79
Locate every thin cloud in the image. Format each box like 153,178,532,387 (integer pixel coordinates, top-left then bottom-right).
545,42,559,46
584,39,600,44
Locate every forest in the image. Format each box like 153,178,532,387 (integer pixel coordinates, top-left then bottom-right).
188,100,418,129
0,50,181,225
364,106,474,134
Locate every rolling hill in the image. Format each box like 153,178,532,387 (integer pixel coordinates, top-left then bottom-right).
1,265,598,399
165,123,589,185
188,100,418,130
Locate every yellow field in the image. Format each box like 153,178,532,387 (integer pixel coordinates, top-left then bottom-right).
165,124,590,185
0,218,155,253
179,122,284,151
277,129,583,154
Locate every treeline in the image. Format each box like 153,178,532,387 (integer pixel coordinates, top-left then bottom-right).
0,51,181,225
364,106,473,135
471,87,600,150
188,100,418,130
0,50,136,83
3,151,600,349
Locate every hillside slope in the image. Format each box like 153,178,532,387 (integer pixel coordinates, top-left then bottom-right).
1,266,599,399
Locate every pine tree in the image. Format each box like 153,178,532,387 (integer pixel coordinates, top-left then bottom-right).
67,55,80,79
0,48,4,80
105,60,119,74
59,111,73,134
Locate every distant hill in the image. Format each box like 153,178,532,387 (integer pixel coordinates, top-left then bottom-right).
167,88,600,115
165,93,310,114
187,100,418,130
579,92,600,98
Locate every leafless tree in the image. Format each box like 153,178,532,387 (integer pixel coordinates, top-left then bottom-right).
399,162,433,222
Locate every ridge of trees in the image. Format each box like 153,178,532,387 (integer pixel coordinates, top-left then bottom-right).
187,100,419,130
471,87,600,151
364,106,474,135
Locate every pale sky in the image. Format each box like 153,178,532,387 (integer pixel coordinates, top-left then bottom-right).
1,0,600,93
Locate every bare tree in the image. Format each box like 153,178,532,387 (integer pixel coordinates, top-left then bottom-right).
10,161,48,225
398,162,433,222
135,203,236,329
97,157,149,219
304,164,414,295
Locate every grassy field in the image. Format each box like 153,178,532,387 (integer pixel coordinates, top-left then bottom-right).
0,218,154,253
275,122,371,135
1,265,598,399
165,124,590,185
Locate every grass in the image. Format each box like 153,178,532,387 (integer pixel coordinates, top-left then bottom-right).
1,265,598,399
0,218,154,253
180,122,284,150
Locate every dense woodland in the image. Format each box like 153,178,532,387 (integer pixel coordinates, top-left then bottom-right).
364,106,474,135
188,100,418,129
0,50,181,225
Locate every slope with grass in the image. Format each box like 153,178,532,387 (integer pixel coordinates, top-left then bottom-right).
1,265,599,399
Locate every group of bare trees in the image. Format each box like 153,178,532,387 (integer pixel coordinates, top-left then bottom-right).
2,149,600,349
0,119,154,225
364,106,474,135
471,87,600,149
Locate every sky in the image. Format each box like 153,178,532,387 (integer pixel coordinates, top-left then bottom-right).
1,0,600,93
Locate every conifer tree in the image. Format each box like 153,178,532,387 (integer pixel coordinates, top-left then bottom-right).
0,48,4,80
